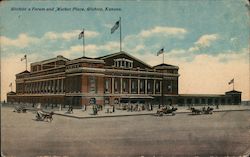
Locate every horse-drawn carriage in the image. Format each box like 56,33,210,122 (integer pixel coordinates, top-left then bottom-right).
36,111,54,122
156,106,178,116
190,107,214,115
13,105,27,113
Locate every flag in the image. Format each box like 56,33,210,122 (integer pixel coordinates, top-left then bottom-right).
9,83,12,87
111,20,120,34
78,30,84,39
21,55,26,61
157,48,164,56
228,78,234,85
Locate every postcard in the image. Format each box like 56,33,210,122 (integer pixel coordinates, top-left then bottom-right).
1,0,250,156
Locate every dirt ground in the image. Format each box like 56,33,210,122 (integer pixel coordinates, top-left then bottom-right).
1,106,250,157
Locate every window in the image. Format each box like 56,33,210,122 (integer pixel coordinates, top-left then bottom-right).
105,79,110,93
140,81,142,89
156,82,159,90
114,58,133,68
89,76,96,93
132,81,135,89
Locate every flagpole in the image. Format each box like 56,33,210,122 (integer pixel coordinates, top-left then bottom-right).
163,53,164,64
161,72,164,109
25,55,27,71
119,17,122,52
83,28,85,57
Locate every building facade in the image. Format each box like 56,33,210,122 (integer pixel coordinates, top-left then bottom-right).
7,51,241,107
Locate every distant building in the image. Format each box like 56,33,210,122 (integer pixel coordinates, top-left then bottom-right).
7,51,241,107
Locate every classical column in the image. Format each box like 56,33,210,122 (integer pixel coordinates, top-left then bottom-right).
44,81,46,93
34,82,37,93
28,83,30,93
42,81,45,93
153,80,156,94
47,81,50,93
57,79,60,93
61,79,64,93
129,78,131,94
32,82,34,94
137,79,140,94
40,82,43,93
145,79,148,94
160,81,162,94
112,77,114,94
47,81,49,93
120,77,123,94
51,80,54,93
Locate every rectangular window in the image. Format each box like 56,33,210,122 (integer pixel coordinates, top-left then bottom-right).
140,81,143,90
89,76,96,93
132,81,135,89
105,79,110,93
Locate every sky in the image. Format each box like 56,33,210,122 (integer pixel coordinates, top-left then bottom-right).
0,0,249,101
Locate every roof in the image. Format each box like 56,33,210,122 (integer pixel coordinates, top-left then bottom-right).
16,70,30,75
74,56,94,60
96,51,152,68
225,90,242,94
31,55,70,66
67,55,105,65
153,63,179,69
7,91,16,95
178,94,225,97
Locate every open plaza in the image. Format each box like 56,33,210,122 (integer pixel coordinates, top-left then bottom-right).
1,104,250,157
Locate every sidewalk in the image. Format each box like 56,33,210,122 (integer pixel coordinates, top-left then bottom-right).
40,105,250,119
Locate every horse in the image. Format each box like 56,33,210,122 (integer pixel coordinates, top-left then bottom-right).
190,107,202,115
43,112,54,122
36,111,54,122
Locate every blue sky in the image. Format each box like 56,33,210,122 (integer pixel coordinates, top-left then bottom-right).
1,0,249,100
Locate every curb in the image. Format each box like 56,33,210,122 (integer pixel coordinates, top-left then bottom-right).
43,109,250,119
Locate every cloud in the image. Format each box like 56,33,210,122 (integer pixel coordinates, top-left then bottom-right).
0,33,39,48
139,26,187,38
57,41,120,59
188,34,220,52
0,30,100,49
44,30,99,41
130,48,249,100
124,26,187,46
195,34,219,47
1,47,249,101
1,52,43,101
103,23,113,29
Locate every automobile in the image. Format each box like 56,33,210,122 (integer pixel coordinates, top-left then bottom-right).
191,107,213,115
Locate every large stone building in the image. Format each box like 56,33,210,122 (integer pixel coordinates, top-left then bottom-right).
7,51,241,107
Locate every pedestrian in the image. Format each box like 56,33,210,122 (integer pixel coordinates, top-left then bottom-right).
112,105,115,113
92,105,95,115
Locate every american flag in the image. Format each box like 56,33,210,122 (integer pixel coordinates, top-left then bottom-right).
157,48,164,56
111,20,120,34
21,55,26,61
78,30,84,39
228,78,234,85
